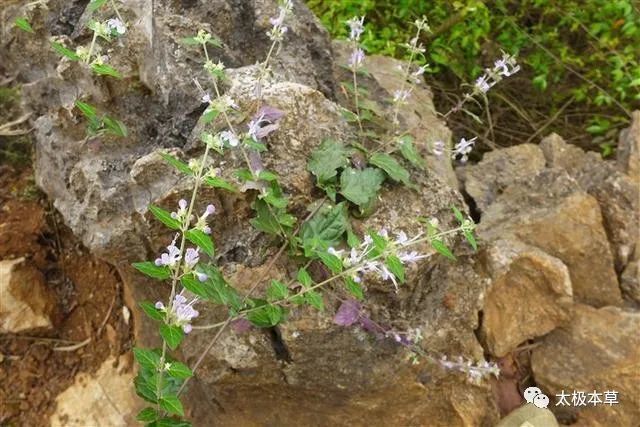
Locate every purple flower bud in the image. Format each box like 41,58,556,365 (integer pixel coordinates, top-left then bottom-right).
178,199,188,210
206,204,215,215
183,324,193,334
154,258,163,266
196,272,208,282
155,301,165,310
203,225,212,235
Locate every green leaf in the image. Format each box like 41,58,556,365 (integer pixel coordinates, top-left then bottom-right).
185,229,215,257
198,265,243,310
136,407,158,423
431,239,456,261
88,0,108,12
166,361,193,379
257,170,279,181
103,116,128,137
267,280,289,301
308,139,350,182
75,101,98,119
132,262,171,280
340,167,385,207
139,301,165,321
233,168,254,182
300,202,348,250
385,255,405,283
91,63,122,78
247,303,285,327
200,106,219,124
243,137,267,152
463,230,477,250
369,153,411,185
451,206,465,222
250,199,282,236
148,205,182,230
398,136,425,169
133,348,161,371
155,417,192,427
180,37,201,46
14,18,34,33
317,251,343,273
160,324,184,350
297,268,313,287
51,41,80,61
345,277,364,299
160,153,193,175
204,176,237,192
304,290,324,311
160,395,184,417
180,275,210,300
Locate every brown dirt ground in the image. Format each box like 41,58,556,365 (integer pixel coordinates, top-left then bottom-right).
0,164,133,426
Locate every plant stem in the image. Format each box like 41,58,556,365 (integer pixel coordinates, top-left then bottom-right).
86,30,98,64
109,0,124,22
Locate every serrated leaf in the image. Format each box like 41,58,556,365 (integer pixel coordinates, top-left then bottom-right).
308,139,350,182
166,361,193,379
304,290,324,311
300,202,348,250
385,255,405,283
340,167,385,207
148,205,182,230
398,136,426,169
132,262,171,280
247,303,285,327
133,347,161,370
344,277,364,299
140,301,165,321
369,153,411,185
160,153,193,175
51,41,80,61
180,274,210,300
204,176,237,192
317,251,343,273
200,106,220,124
91,63,122,78
160,324,184,350
103,115,128,137
198,265,243,310
136,407,158,422
297,268,313,287
88,0,108,12
250,199,281,236
160,395,184,417
267,280,289,301
185,229,215,257
431,239,456,261
14,18,34,33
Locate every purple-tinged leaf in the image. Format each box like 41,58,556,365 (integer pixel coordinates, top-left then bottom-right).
333,299,361,326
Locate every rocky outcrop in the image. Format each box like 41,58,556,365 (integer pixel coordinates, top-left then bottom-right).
0,258,56,333
617,111,640,184
531,304,640,425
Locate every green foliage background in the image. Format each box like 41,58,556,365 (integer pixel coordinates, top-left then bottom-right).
307,0,640,146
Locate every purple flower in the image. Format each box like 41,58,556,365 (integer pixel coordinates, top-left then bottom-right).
349,48,365,69
155,236,181,267
172,293,199,333
184,247,200,269
247,106,285,141
195,272,208,282
333,300,362,326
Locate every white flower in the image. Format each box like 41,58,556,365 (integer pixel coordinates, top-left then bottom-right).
154,236,181,267
184,247,200,269
201,93,212,104
494,53,520,77
474,74,493,93
393,89,411,104
346,16,365,41
452,137,477,163
349,48,365,69
106,18,126,35
220,130,239,147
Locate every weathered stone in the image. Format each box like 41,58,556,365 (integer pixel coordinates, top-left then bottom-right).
539,133,589,175
479,169,622,307
617,110,640,184
531,304,640,425
50,356,141,426
496,404,559,427
0,258,55,333
463,144,546,212
620,258,640,305
480,239,573,357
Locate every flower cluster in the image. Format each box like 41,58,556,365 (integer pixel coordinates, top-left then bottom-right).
431,136,477,163
346,16,366,70
472,52,520,95
156,293,200,334
267,0,293,42
329,229,426,291
439,355,500,384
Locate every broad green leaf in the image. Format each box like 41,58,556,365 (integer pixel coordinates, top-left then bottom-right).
243,137,267,152
398,136,426,169
180,274,210,300
300,202,348,250
247,303,285,327
134,372,159,404
156,417,192,427
88,0,108,12
463,230,477,250
296,268,313,287
340,167,385,207
148,205,182,230
308,139,350,182
345,277,364,299
198,265,243,310
385,255,405,283
14,18,34,33
91,63,122,78
200,106,219,124
51,41,80,61
317,251,343,273
180,37,201,45
233,168,254,182
133,347,161,370
304,290,324,311
267,280,289,301
204,176,237,192
369,153,411,185
160,324,184,350
166,361,193,379
431,239,456,261
257,170,278,181
136,407,158,422
250,199,281,236
139,301,165,321
185,229,215,257
75,101,98,119
160,153,193,175
132,262,171,280
103,116,128,137
451,206,465,222
159,395,184,417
